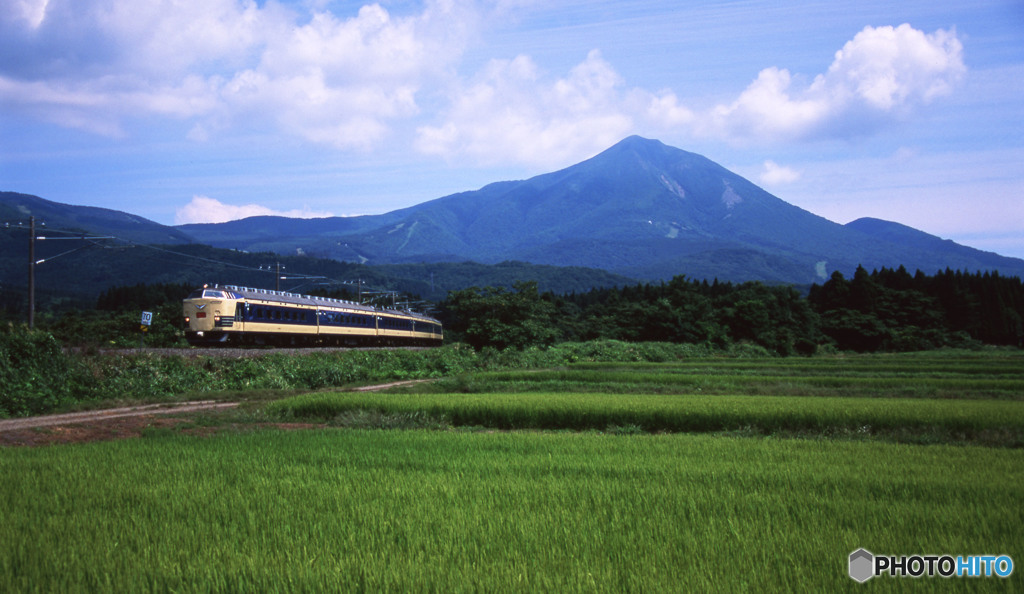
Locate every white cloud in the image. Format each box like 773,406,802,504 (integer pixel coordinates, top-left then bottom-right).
758,160,801,186
412,24,964,167
7,0,49,29
175,195,334,224
645,91,695,128
0,0,473,146
415,50,635,167
704,24,965,142
0,4,968,164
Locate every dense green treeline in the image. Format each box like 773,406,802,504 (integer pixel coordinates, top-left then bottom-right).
809,266,1024,350
6,267,1023,355
440,267,1024,354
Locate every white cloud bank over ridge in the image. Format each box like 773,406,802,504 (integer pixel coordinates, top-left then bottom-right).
419,23,965,165
704,24,965,142
758,161,801,186
415,50,637,167
0,0,965,166
175,195,334,225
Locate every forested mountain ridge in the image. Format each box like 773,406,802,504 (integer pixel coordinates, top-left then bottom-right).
0,192,192,245
177,137,1024,283
5,136,1024,297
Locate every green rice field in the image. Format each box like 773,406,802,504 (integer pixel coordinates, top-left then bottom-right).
2,350,1022,592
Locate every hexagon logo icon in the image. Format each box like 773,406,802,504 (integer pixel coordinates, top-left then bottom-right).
849,549,874,583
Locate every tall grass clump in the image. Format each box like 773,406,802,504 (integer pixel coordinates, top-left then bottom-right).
0,326,75,417
1,342,478,416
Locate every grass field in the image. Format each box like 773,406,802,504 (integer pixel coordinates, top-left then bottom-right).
2,350,1022,592
2,430,1021,592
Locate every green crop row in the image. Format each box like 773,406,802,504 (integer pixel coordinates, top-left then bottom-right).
1,430,1020,592
570,355,1024,377
266,391,1024,446
463,369,1024,399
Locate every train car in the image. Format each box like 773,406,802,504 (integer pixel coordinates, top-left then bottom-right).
183,284,442,347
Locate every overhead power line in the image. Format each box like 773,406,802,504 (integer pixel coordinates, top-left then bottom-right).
4,219,434,321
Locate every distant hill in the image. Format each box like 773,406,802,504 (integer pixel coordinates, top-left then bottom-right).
843,217,1024,274
0,192,632,312
1,192,193,245
5,135,1023,310
178,137,1024,283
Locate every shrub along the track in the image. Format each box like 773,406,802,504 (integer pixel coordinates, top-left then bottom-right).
1,338,714,417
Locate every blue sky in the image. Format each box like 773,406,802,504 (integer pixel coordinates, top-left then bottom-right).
2,0,1023,258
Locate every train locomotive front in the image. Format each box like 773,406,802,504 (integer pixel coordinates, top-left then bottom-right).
183,286,243,345
183,284,443,347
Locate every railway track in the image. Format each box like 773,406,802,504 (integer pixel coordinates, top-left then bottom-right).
69,346,430,358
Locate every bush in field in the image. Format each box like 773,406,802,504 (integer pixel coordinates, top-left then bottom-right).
547,340,714,363
0,326,74,417
441,281,560,350
39,302,186,348
5,342,487,415
724,341,773,358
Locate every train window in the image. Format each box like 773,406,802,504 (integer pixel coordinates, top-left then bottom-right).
274,311,281,320
204,290,227,299
187,290,205,299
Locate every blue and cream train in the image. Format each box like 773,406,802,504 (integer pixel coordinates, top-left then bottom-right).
183,284,442,347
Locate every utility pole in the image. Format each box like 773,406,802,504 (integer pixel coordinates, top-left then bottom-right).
28,216,35,329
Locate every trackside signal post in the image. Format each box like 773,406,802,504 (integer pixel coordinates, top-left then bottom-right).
140,311,153,347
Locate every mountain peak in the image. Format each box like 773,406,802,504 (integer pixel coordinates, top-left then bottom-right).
174,138,1024,283
612,134,663,149
597,135,674,161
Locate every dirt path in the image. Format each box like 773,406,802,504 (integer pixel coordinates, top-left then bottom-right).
353,379,430,391
0,379,431,446
0,401,241,433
